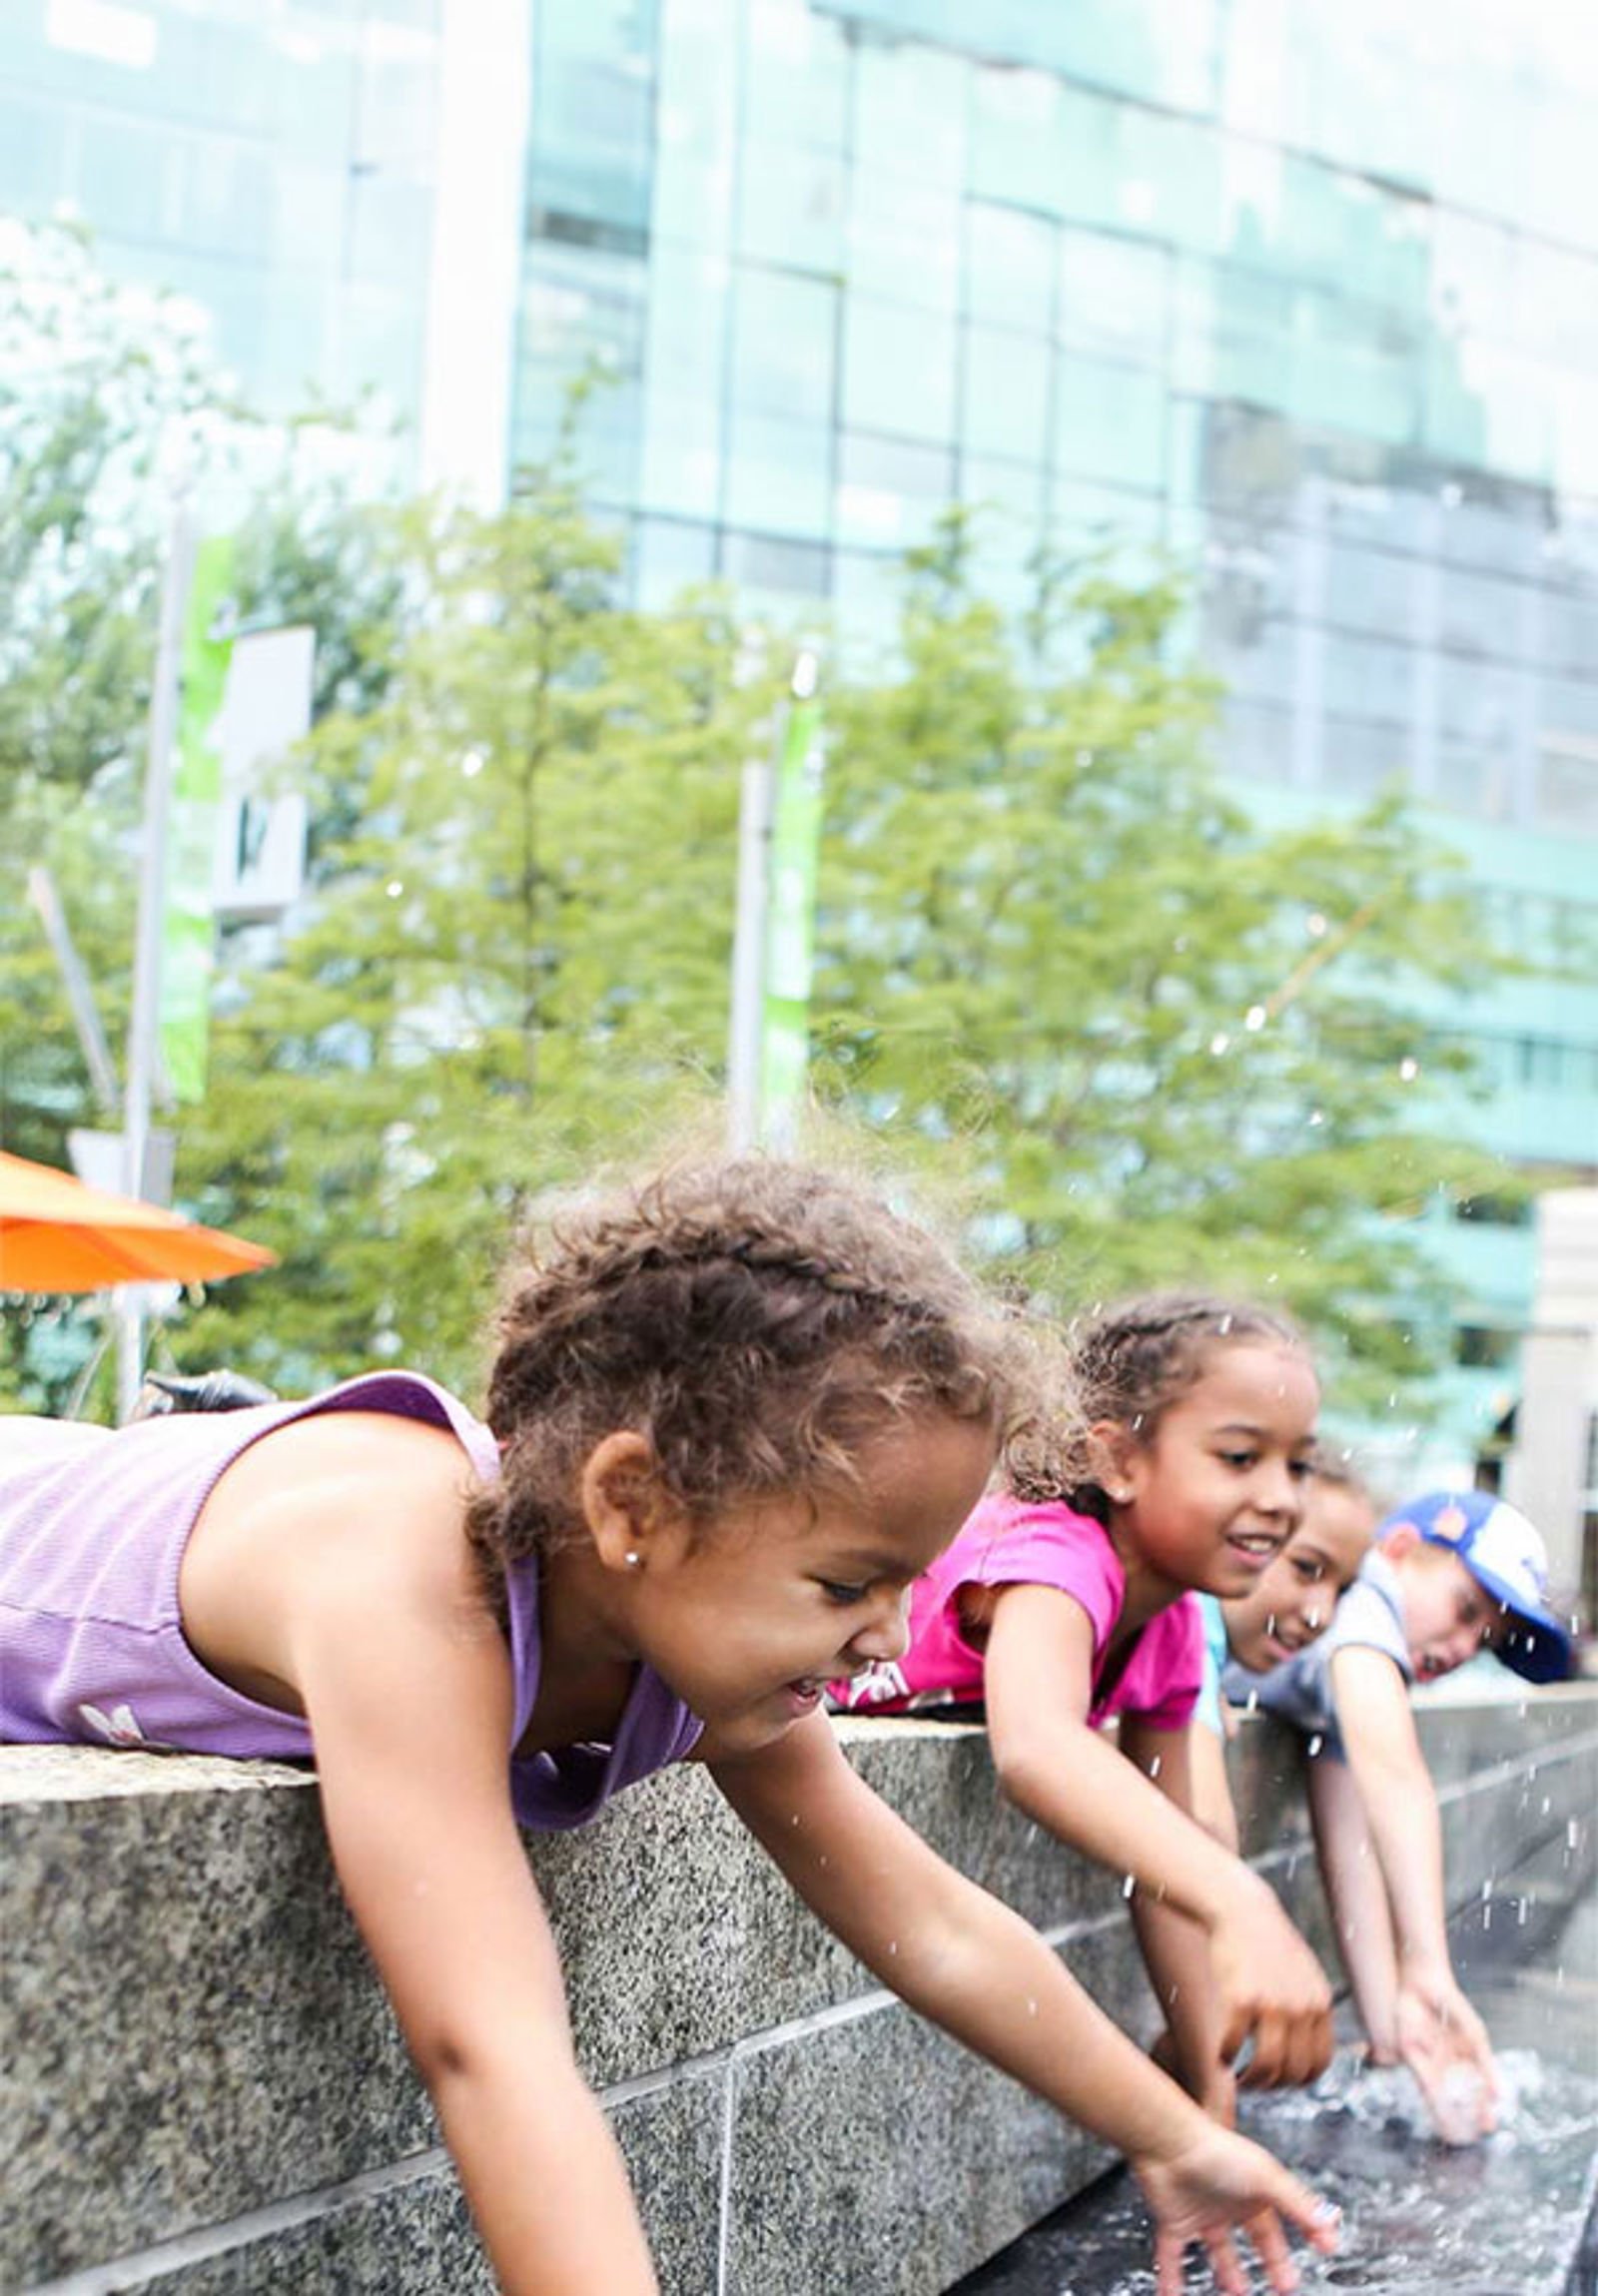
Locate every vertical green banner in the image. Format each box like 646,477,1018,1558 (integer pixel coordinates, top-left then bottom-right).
160,534,234,1103
760,691,825,1148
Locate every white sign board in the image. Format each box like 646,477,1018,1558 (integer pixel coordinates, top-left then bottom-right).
211,625,315,922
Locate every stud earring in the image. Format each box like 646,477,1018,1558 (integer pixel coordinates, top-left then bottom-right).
624,1550,641,1569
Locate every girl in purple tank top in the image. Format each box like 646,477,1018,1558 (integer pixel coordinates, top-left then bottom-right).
0,1161,1339,2296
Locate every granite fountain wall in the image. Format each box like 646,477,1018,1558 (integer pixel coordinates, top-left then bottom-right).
4,1684,1595,2295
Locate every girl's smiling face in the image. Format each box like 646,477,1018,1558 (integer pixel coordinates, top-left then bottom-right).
617,1411,996,1756
1102,1340,1320,1601
1222,1477,1375,1671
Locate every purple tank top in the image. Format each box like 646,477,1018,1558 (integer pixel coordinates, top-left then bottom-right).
0,1372,701,1829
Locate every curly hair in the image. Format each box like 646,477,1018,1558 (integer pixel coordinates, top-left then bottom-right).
1059,1289,1309,1513
464,1157,1073,1594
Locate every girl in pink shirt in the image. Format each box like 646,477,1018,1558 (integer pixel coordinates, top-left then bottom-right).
837,1291,1334,2153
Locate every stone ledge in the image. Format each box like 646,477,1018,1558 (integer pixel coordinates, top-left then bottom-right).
4,1687,1596,2294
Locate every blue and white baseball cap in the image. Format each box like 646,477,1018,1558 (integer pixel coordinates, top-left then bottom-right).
1383,1490,1574,1685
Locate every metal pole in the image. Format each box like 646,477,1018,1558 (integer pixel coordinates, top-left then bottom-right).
26,867,122,1118
726,732,777,1154
116,478,193,1421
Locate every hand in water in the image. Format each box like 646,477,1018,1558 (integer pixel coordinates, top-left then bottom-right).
1134,2120,1340,2296
1395,1970,1498,2142
1209,1882,1335,2088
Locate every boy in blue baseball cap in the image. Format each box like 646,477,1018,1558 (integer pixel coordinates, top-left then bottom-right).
1243,1489,1574,2141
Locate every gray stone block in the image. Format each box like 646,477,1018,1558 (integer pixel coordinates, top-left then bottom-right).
106,2071,726,2296
5,1689,1596,2296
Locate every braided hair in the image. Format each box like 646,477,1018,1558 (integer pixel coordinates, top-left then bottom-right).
465,1157,1071,1590
1063,1290,1307,1516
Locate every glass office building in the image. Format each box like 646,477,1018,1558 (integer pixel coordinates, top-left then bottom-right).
515,0,1598,1466
2,0,1594,1463
0,0,447,434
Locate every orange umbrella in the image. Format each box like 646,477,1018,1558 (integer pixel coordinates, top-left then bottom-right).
0,1150,277,1294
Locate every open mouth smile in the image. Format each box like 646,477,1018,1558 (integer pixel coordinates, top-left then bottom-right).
1223,1531,1282,1572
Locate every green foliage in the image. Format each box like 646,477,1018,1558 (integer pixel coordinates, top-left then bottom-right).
0,225,404,1410
814,512,1502,1410
1,235,1520,1426
177,442,778,1396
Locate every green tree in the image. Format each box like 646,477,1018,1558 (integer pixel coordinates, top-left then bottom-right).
177,451,776,1395
815,514,1503,1409
0,224,402,1410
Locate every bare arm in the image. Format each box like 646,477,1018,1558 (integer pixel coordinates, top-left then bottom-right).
1328,1649,1496,2132
1122,1718,1234,2119
710,1716,1338,2296
1187,1714,1241,1857
282,1478,659,2294
981,1586,1331,2086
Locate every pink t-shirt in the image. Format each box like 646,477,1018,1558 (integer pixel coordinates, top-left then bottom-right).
830,1492,1202,1732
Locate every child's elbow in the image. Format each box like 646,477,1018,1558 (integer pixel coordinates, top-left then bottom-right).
989,1732,1057,1817
404,1997,579,2106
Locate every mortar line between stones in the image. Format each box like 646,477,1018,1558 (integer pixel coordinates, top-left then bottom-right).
19,2145,455,2295
714,2044,740,2296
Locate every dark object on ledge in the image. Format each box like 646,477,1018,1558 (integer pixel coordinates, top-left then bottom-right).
131,1368,279,1419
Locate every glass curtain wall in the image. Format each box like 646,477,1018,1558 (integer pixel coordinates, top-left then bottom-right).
513,0,1598,1461
0,0,445,432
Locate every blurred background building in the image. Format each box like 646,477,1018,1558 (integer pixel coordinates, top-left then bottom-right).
3,0,1596,1497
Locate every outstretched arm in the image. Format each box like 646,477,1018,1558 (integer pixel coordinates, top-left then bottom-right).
981,1586,1331,2088
256,1448,661,2296
711,1716,1339,2296
1121,1717,1234,2120
1328,1649,1497,2135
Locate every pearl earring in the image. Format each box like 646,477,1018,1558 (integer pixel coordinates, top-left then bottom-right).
624,1550,641,1569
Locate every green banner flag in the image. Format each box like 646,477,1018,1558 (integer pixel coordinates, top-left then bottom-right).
760,691,825,1148
160,534,234,1102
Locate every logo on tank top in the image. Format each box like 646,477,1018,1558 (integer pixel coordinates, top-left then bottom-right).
78,1701,147,1748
